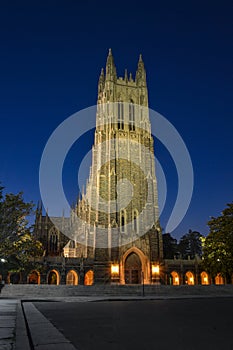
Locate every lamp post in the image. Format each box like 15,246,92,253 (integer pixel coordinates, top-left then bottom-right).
141,271,145,297
0,258,7,284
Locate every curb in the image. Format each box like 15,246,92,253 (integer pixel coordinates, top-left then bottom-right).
23,302,79,350
15,301,31,350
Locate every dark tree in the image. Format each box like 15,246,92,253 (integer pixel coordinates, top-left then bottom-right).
162,233,178,259
202,203,233,283
178,229,203,259
0,185,43,281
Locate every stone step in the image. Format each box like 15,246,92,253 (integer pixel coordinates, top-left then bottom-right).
1,284,233,299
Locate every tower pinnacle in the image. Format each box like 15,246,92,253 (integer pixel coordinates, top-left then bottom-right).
105,48,117,81
136,53,146,86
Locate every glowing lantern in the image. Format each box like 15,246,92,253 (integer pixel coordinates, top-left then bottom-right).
111,264,119,275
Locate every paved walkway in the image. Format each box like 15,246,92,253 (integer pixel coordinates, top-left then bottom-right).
0,299,17,350
0,298,79,350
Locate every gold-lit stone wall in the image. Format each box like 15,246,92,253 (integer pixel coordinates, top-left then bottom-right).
73,50,163,273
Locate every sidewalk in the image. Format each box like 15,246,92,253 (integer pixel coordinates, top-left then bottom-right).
0,299,18,350
0,298,78,350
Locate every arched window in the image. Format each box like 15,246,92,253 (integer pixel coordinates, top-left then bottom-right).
28,271,40,284
129,100,135,131
66,270,78,285
215,273,224,285
49,227,59,254
117,102,124,129
132,210,139,233
200,271,209,285
171,271,180,285
84,270,94,285
106,101,110,115
120,210,126,233
48,270,60,285
185,271,195,285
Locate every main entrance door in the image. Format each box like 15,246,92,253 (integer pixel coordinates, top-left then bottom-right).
125,253,142,284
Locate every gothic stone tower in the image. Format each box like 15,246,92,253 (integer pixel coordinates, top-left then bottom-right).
74,49,163,284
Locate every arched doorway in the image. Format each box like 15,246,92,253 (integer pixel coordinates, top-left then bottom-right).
185,271,194,285
124,252,142,284
10,272,21,284
48,270,60,285
66,270,78,285
84,270,94,285
215,273,224,285
28,271,40,284
171,271,180,285
200,271,209,285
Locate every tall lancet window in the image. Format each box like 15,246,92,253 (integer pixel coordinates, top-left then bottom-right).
129,100,135,131
120,210,127,233
49,227,59,254
106,101,110,116
117,102,124,129
132,209,139,233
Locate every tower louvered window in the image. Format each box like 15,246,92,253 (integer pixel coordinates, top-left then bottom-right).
129,101,135,131
117,102,124,129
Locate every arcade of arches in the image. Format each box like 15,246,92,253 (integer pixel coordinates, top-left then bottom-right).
23,268,227,286
169,270,225,285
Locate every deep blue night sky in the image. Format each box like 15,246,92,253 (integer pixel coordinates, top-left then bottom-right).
0,1,232,239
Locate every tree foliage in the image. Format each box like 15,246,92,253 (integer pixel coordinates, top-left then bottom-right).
162,233,178,259
202,203,233,282
178,230,203,259
162,230,202,259
0,185,43,279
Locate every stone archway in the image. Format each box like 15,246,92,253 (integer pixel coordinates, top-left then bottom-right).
9,272,21,284
200,271,209,285
171,271,180,285
185,271,195,285
66,270,78,285
120,247,150,284
47,269,60,285
84,270,94,285
124,253,142,284
215,273,224,285
28,271,40,284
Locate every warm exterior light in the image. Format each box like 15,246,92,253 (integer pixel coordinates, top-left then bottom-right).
111,264,119,275
175,277,179,283
152,264,160,274
190,277,194,283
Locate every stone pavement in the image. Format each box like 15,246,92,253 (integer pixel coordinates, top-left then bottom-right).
0,298,79,350
0,299,17,350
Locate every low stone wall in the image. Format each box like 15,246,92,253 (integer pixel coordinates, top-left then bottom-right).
1,284,233,299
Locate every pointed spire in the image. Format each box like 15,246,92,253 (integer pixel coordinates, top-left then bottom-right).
124,69,128,82
37,200,42,217
136,53,146,86
105,48,117,81
99,68,104,81
98,67,105,93
36,201,40,216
